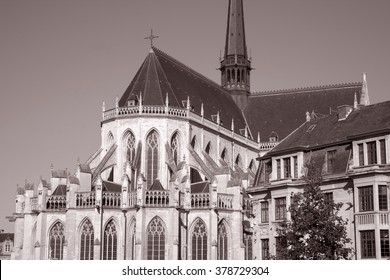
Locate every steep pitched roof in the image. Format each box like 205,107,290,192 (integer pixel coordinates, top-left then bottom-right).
149,179,164,191
52,184,67,196
102,180,121,192
267,100,390,156
245,83,363,141
191,181,210,193
119,47,249,135
0,233,14,243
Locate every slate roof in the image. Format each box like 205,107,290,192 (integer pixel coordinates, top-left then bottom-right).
119,47,249,135
52,184,67,196
68,176,80,185
102,180,121,192
191,181,210,193
79,164,91,174
244,83,363,141
267,100,390,157
0,233,14,243
51,169,68,178
149,179,164,191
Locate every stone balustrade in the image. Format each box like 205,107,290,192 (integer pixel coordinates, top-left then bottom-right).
102,192,121,208
75,192,96,208
145,190,170,207
191,193,210,208
30,196,39,212
217,193,233,209
356,212,390,226
46,195,67,211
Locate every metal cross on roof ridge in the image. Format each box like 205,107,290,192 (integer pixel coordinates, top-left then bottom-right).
145,29,159,47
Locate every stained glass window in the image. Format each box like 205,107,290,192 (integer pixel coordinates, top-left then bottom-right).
171,132,180,166
146,131,159,187
191,219,207,260
103,220,117,260
49,222,65,260
217,222,228,260
80,219,94,260
147,217,165,260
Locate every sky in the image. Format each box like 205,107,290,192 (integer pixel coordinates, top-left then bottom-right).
1,0,389,232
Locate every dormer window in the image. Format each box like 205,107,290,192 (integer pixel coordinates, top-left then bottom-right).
356,138,387,167
269,131,278,142
128,100,136,106
275,155,299,180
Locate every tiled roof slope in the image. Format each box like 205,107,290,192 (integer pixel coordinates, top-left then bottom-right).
0,233,14,243
244,83,362,140
268,100,390,156
119,47,249,135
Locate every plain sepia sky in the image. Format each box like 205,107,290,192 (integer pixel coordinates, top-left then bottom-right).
1,0,390,232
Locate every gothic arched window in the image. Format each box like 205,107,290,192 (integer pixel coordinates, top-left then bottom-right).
125,131,136,164
80,219,94,260
191,219,208,260
147,217,165,260
190,135,197,149
146,130,159,187
171,132,180,166
221,148,228,162
205,142,212,156
217,222,228,260
106,131,114,148
235,154,242,168
128,220,136,260
103,219,117,260
248,159,256,173
49,222,65,260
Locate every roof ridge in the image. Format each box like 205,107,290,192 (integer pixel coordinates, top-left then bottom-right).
152,47,233,98
251,82,362,96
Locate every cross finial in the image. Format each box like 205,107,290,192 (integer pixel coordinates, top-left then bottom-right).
145,29,159,48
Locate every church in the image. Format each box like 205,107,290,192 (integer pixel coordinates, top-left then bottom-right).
10,0,385,260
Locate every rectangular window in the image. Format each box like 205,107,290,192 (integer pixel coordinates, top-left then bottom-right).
261,202,269,223
276,159,281,179
367,141,377,165
275,197,287,220
380,230,390,258
283,158,291,178
264,161,271,183
359,186,374,212
361,230,376,259
379,185,388,211
293,156,298,178
261,239,269,260
327,150,336,173
380,140,387,164
275,237,287,260
358,143,364,166
324,192,333,204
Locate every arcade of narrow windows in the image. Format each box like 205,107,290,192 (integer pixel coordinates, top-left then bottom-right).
44,216,251,260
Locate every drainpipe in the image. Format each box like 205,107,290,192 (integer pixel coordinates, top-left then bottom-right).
123,210,127,260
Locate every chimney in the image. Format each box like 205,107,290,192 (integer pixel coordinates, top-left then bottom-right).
337,105,353,121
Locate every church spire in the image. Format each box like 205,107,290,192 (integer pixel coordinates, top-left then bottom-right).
219,0,252,111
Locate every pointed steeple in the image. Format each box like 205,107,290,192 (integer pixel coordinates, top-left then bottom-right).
219,0,252,111
360,72,370,106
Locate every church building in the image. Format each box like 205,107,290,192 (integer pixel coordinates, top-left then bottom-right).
9,0,376,260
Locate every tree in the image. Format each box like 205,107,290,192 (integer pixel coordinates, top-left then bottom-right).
274,162,354,260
